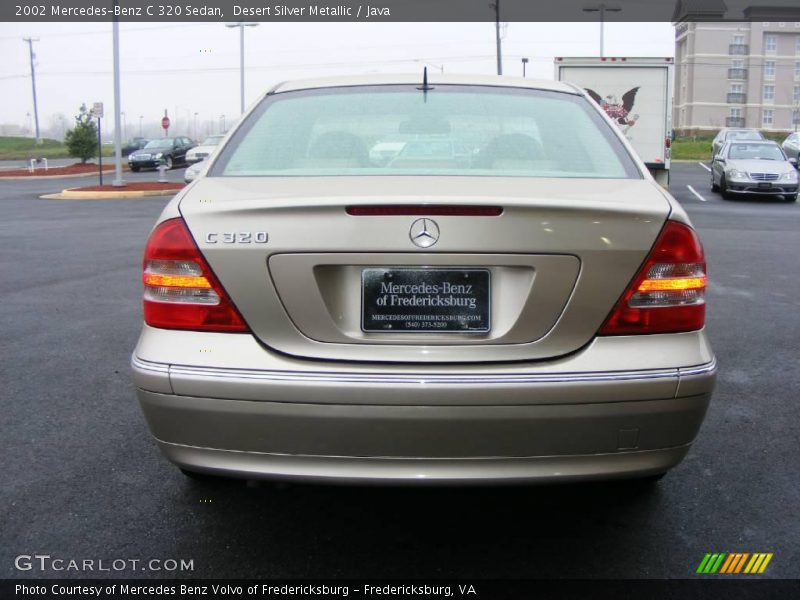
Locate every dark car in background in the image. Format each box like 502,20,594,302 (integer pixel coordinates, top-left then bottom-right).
128,137,195,171
122,137,149,157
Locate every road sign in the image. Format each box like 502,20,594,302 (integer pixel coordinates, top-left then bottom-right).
92,102,104,118
161,116,170,130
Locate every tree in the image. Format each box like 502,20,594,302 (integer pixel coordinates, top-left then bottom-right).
64,104,97,164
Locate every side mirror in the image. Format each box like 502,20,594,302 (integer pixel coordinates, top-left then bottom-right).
713,155,725,163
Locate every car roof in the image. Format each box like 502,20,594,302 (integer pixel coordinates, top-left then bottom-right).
270,74,581,96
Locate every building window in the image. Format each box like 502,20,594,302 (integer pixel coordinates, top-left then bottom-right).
731,83,744,94
734,34,745,45
796,61,800,78
765,34,777,53
763,85,775,102
732,59,744,69
763,109,774,127
796,36,800,54
764,61,776,79
730,107,742,118
795,85,800,102
793,109,800,125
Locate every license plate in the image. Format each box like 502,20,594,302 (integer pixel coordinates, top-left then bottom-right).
757,182,772,189
362,268,491,333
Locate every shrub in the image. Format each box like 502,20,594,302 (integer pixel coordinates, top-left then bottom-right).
64,104,98,164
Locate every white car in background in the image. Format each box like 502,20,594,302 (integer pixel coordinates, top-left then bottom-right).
186,135,225,164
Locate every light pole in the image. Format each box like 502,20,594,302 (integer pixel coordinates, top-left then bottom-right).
225,22,259,114
582,4,621,58
521,57,528,77
220,114,226,133
194,112,199,140
121,111,126,140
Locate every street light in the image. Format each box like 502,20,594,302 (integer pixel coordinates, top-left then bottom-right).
582,4,621,58
225,22,259,115
194,112,199,140
521,57,529,77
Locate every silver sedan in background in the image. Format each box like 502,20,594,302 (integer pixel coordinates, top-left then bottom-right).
711,140,798,201
782,132,800,162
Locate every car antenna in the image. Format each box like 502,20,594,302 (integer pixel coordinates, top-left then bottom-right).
417,66,434,101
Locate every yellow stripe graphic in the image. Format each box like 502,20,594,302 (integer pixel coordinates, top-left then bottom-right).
744,554,759,574
758,553,773,574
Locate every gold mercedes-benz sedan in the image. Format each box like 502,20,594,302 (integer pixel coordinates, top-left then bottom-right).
132,74,716,484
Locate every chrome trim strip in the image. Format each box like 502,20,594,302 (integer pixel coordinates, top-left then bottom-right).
165,363,699,386
679,358,717,377
131,355,170,375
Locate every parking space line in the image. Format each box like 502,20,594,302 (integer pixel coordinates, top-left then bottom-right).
698,162,711,172
687,185,707,202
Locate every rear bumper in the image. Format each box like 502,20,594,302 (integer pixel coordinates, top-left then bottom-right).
133,340,716,482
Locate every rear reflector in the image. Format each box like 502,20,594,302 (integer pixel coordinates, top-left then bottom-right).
347,205,503,217
599,221,706,335
142,218,249,332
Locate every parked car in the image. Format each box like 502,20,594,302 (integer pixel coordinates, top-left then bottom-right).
132,74,716,485
781,132,800,163
122,137,149,157
710,140,798,201
183,159,205,183
711,128,764,160
128,136,195,171
186,135,225,164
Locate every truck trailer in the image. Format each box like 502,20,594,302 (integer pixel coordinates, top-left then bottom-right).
555,57,674,187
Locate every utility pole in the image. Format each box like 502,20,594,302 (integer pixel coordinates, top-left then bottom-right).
521,57,528,77
490,1,502,75
226,22,259,114
23,37,41,144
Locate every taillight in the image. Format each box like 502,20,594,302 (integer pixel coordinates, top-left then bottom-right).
599,221,706,335
142,218,249,332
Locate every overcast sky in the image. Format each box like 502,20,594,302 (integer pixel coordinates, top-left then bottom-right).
0,22,674,138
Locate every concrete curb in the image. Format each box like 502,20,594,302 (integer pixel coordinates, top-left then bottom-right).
40,188,180,200
0,168,118,181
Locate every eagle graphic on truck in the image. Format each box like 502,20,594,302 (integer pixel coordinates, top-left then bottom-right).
585,87,640,134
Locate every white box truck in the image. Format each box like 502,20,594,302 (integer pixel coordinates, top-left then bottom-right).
555,57,674,187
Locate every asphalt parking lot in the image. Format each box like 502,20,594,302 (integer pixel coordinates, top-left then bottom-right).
1,162,798,580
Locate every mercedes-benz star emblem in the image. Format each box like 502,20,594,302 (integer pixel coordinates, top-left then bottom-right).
409,218,440,248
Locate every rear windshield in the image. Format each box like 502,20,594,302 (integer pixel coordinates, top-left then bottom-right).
211,85,640,179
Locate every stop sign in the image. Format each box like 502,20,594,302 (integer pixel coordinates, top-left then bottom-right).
161,116,170,130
